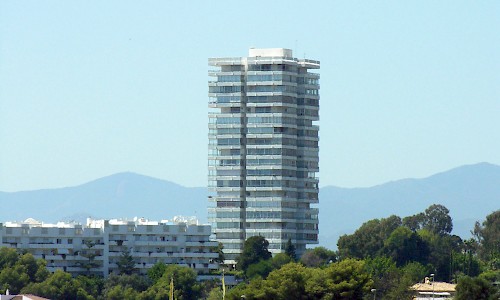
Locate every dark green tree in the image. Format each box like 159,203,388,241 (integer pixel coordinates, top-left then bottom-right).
403,212,425,232
211,242,225,264
270,253,293,270
79,239,100,275
455,276,498,300
21,269,93,300
147,261,167,284
337,215,401,259
117,248,137,275
284,238,296,261
473,210,500,265
423,204,453,236
236,236,272,272
102,273,149,297
245,259,273,279
300,246,337,267
383,226,429,266
141,265,201,300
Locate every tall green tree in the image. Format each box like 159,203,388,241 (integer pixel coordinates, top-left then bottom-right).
300,246,337,268
237,236,272,272
473,210,500,265
422,204,453,236
141,265,201,300
21,269,93,300
455,276,498,300
117,248,137,275
337,215,401,259
284,239,297,261
383,226,429,266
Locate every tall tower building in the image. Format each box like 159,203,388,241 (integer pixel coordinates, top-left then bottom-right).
208,48,319,263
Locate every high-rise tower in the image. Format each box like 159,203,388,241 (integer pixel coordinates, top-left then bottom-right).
208,48,319,263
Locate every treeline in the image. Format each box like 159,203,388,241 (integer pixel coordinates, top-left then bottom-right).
224,205,499,300
0,205,498,300
0,249,217,300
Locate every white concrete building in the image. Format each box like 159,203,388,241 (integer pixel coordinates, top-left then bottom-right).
0,217,218,277
208,48,320,263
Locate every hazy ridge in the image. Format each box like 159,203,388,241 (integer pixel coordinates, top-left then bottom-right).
2,162,499,249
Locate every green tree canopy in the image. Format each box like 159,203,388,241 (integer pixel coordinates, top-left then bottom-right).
337,215,401,259
423,204,453,236
455,276,499,300
473,210,500,264
237,236,272,272
300,246,337,268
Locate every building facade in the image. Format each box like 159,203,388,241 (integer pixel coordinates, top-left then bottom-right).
0,217,218,277
208,48,320,263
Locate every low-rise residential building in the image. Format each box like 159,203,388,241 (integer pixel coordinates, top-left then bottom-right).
0,216,218,277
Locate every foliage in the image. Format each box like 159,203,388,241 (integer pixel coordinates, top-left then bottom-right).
207,286,224,300
473,210,500,264
141,265,201,300
337,215,401,259
455,276,499,300
383,226,429,266
324,259,373,299
211,242,225,264
284,239,297,261
402,212,425,231
270,253,293,270
237,236,272,272
21,269,94,300
246,259,273,279
147,262,167,284
422,204,453,235
300,246,337,268
117,247,137,275
0,250,49,294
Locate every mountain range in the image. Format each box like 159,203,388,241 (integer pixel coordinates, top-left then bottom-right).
1,162,499,250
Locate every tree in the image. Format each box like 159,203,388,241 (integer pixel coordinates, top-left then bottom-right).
265,262,311,299
473,210,500,264
323,259,373,299
211,242,225,264
423,204,453,236
0,247,19,270
147,262,167,284
102,274,149,298
284,239,296,261
455,276,498,300
141,265,201,300
403,212,425,232
246,259,273,279
236,236,272,272
21,269,93,300
270,253,293,270
337,215,401,259
384,226,429,266
206,286,224,300
300,246,336,268
79,239,100,275
117,248,137,275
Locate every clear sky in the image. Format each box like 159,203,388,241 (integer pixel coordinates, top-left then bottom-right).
1,1,499,192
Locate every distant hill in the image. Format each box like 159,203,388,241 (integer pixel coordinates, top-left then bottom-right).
318,162,500,249
1,163,498,250
0,172,208,224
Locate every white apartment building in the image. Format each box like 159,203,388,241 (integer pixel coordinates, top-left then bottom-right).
208,48,320,263
0,216,218,277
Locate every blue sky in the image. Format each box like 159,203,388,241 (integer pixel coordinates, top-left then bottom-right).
1,1,499,192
